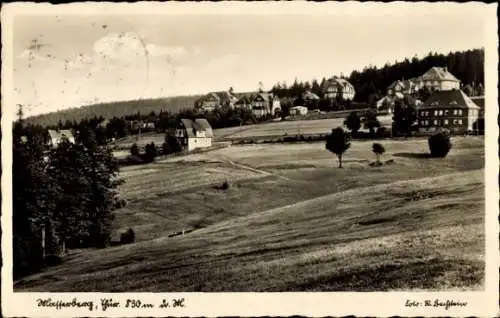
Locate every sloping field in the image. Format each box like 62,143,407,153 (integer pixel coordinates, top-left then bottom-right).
15,170,484,292
14,136,485,291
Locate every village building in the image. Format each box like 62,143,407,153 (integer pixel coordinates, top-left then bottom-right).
418,89,481,134
196,91,239,112
175,118,213,151
48,129,75,148
250,92,281,118
289,106,308,116
301,90,321,109
322,76,356,101
415,66,461,91
387,79,420,98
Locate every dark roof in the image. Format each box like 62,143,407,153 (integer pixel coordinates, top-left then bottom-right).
420,89,480,110
470,96,485,109
180,118,213,138
302,90,320,100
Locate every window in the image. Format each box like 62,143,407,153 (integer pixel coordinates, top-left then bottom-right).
444,119,449,125
450,101,457,105
420,111,425,117
438,110,443,116
458,109,463,115
453,109,457,115
434,110,438,116
458,119,463,125
444,110,449,115
433,119,438,125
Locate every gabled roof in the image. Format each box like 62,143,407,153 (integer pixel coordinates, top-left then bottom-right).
302,90,320,100
470,96,485,109
420,89,480,110
421,67,460,82
179,118,214,138
323,77,355,91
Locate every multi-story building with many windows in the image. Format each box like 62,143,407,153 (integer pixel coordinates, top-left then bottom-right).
418,89,481,134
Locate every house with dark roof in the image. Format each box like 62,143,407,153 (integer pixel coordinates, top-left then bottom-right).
418,89,481,134
196,91,239,112
251,92,281,118
48,129,75,148
387,79,419,97
175,118,214,151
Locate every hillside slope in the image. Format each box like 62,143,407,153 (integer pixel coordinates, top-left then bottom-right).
14,170,484,292
26,95,200,127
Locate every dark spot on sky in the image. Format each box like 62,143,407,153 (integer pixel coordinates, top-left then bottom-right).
102,24,107,29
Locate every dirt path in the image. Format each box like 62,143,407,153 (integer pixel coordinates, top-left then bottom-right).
209,154,294,181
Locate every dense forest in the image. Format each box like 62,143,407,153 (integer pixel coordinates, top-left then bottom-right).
13,108,124,278
27,95,201,127
25,48,484,129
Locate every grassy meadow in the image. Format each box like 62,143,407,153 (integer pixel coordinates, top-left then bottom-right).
14,136,485,292
112,115,394,151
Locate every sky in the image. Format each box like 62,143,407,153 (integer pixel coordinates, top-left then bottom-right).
7,2,493,117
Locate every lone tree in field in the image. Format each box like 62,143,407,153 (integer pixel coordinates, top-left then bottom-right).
325,127,351,168
344,111,361,135
143,142,158,163
428,130,452,157
130,143,139,157
372,143,385,163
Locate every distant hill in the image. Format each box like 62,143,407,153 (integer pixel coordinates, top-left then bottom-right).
26,95,202,127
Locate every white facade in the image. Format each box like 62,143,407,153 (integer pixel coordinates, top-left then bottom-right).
187,137,212,151
290,106,308,115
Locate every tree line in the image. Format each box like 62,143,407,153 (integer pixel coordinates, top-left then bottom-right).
13,109,123,279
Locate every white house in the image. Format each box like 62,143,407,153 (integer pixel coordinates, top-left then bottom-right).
322,77,356,101
416,67,461,91
289,106,308,116
175,118,213,151
48,129,75,148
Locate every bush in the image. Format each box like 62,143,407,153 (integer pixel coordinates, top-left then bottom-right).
221,180,230,190
130,143,139,156
120,228,136,245
143,142,158,163
428,130,452,157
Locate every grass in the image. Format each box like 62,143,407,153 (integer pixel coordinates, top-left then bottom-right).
112,115,394,149
14,136,485,292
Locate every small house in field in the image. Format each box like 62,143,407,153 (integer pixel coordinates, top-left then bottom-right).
48,129,75,148
175,118,213,151
289,106,308,116
418,89,481,134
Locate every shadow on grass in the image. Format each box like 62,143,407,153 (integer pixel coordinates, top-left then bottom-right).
287,258,484,291
393,152,432,159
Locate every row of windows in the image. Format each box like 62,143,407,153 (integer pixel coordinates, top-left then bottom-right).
420,119,463,126
420,109,464,117
327,86,355,93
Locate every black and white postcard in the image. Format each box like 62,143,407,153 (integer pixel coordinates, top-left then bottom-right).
1,1,498,317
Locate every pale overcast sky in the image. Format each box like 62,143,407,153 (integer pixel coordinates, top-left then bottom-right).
6,2,494,116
